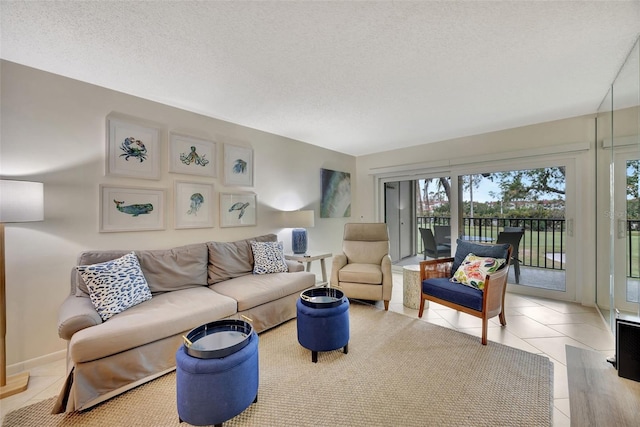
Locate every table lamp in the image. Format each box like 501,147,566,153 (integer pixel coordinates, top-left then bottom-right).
0,180,44,399
282,210,315,254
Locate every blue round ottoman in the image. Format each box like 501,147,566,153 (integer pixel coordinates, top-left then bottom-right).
176,331,259,427
296,294,350,363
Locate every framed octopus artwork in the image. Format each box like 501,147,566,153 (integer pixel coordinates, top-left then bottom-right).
100,185,165,232
168,133,217,178
106,116,161,180
174,181,215,229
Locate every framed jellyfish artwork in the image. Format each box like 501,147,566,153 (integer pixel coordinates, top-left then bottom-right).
168,133,217,178
100,185,165,232
174,181,215,229
219,192,257,228
223,144,254,187
106,116,161,180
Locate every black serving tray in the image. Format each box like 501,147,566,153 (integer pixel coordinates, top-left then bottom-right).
300,287,345,309
183,319,253,359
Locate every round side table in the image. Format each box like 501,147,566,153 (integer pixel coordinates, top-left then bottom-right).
403,265,426,310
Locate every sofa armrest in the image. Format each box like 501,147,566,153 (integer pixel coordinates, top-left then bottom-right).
285,259,304,272
330,253,347,286
58,295,102,340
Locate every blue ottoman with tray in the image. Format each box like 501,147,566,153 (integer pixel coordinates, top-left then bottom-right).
176,319,258,427
296,287,350,363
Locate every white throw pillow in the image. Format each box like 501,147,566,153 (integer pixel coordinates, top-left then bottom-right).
251,241,288,275
76,251,152,321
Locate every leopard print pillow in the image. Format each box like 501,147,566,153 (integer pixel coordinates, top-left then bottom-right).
76,251,152,321
251,241,288,275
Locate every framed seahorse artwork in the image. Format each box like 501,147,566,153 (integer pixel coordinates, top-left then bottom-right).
100,185,165,232
168,133,217,177
174,181,214,229
106,116,161,180
223,144,254,187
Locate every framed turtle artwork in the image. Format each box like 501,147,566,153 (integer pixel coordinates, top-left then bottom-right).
219,192,256,228
174,181,215,229
100,185,165,232
106,116,161,180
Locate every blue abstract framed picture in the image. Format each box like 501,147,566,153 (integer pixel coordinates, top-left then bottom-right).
320,168,351,218
100,185,165,232
223,144,253,187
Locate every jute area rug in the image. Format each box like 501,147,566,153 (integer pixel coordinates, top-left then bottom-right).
4,302,553,426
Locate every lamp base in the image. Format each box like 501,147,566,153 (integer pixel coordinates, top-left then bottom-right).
0,371,29,399
292,228,308,254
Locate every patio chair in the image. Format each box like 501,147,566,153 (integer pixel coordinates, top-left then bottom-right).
418,239,512,345
496,231,524,284
433,225,452,248
419,228,450,260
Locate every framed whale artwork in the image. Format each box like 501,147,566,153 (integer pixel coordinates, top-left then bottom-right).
100,185,165,232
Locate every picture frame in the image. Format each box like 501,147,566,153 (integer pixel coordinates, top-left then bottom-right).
219,192,257,227
174,181,215,229
106,117,161,180
100,185,165,232
223,144,254,187
168,133,217,177
320,168,352,218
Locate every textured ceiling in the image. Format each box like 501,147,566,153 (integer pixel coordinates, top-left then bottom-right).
1,1,639,156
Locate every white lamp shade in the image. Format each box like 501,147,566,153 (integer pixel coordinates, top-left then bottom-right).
0,180,44,223
281,210,314,228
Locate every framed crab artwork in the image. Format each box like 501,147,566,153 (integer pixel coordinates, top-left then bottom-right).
223,144,253,187
219,192,256,227
106,116,161,180
174,181,215,229
168,133,217,177
100,185,165,232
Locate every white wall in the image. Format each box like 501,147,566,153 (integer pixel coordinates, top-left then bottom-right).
0,61,355,366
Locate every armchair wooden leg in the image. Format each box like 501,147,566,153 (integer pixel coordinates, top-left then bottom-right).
418,294,425,318
383,300,389,311
481,317,488,345
499,310,507,326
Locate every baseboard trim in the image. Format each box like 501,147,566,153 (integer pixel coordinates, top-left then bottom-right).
6,349,66,376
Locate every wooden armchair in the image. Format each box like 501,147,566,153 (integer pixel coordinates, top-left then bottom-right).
418,240,512,345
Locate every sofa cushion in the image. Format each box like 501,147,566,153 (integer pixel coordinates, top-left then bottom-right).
422,277,483,312
210,271,315,312
337,263,382,285
74,243,209,296
76,252,152,321
451,254,506,290
251,241,288,274
69,287,237,363
207,234,277,284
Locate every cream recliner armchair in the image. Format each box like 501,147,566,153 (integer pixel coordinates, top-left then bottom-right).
330,223,393,310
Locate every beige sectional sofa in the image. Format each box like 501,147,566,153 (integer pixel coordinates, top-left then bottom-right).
53,234,315,413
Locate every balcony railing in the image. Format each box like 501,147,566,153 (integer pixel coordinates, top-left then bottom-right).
417,216,639,278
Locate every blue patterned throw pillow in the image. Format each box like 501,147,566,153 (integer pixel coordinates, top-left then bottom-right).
76,251,152,321
251,241,288,275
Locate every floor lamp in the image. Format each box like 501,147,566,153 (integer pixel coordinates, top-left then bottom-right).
0,180,44,399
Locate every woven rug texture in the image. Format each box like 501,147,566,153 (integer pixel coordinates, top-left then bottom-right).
3,302,553,426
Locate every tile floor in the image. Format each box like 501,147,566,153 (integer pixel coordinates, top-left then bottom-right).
1,271,615,425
